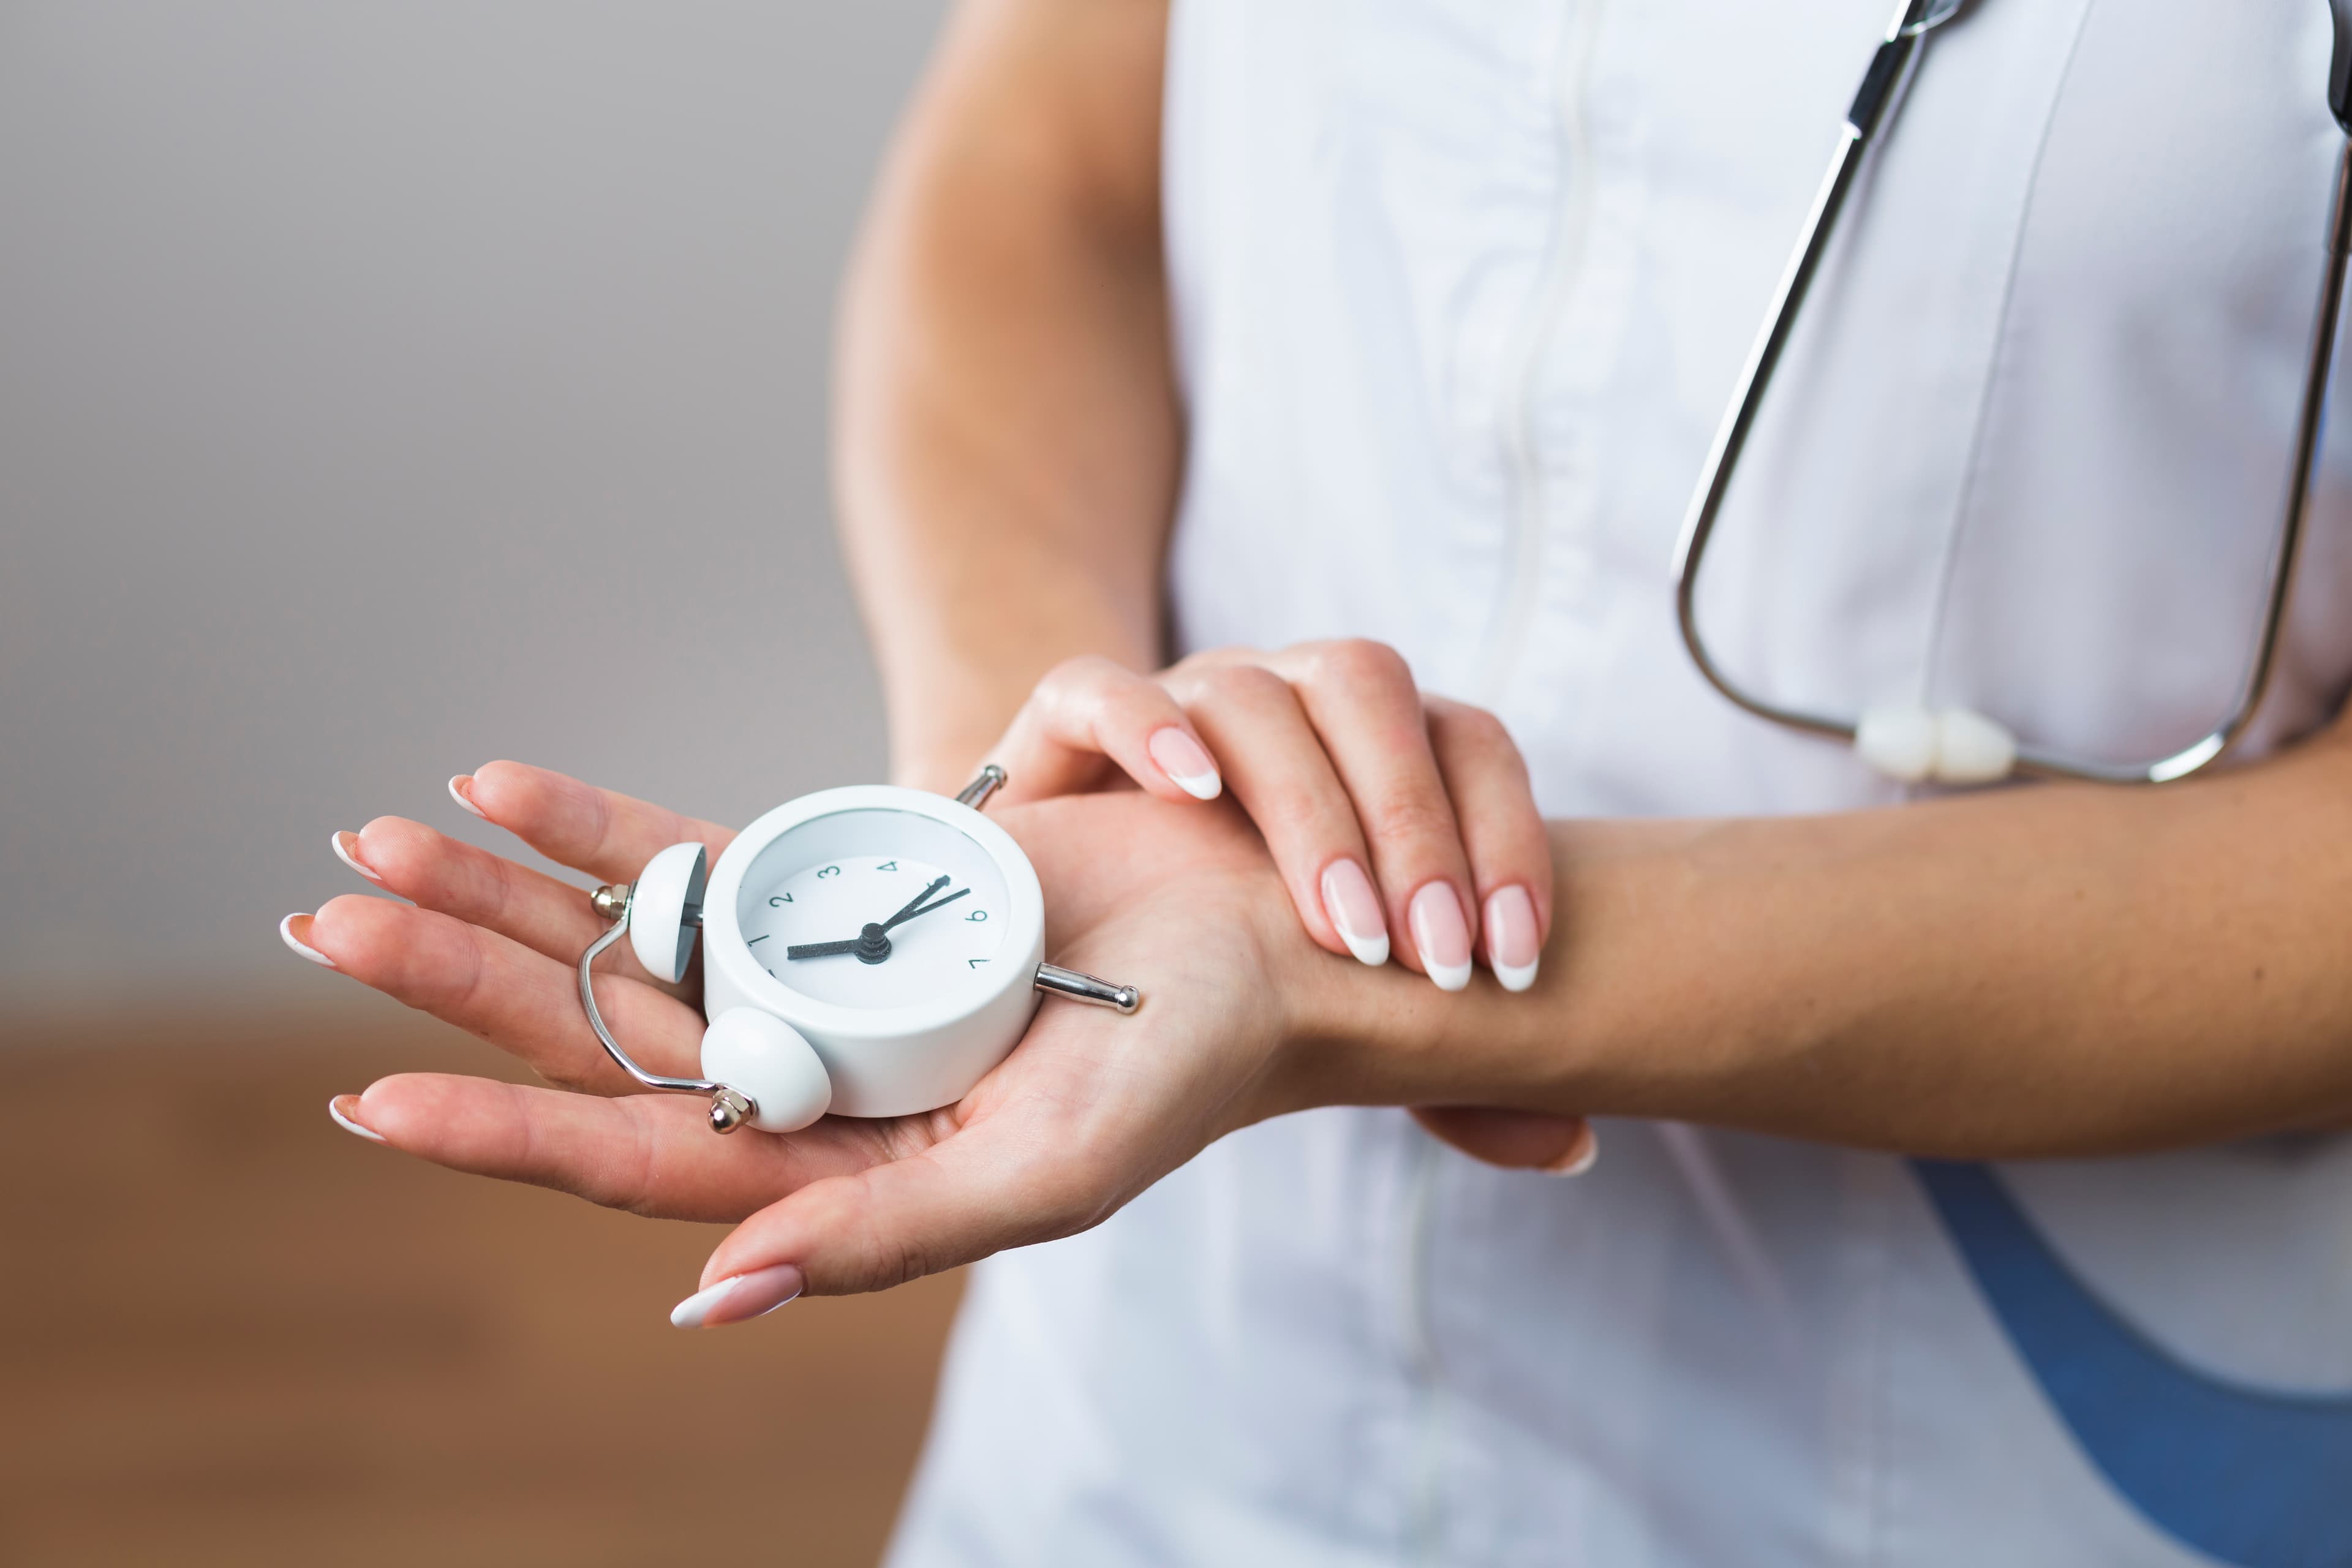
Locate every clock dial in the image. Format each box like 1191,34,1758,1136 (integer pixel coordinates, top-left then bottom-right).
742,837,1009,1009
697,788,1052,1120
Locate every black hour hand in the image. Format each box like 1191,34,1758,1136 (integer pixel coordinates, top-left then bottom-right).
784,936,866,960
785,877,971,964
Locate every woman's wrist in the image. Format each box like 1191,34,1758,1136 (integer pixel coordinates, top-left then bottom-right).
1261,846,1588,1118
1267,816,1698,1122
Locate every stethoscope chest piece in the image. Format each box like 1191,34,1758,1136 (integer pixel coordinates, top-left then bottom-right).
1854,706,2016,787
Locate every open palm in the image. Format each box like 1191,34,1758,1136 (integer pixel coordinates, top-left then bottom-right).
305,763,1315,1300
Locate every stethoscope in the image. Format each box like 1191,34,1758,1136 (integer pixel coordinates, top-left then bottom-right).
1673,0,2352,786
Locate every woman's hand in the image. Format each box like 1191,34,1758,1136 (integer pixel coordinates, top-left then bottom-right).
288,762,1411,1323
983,642,1592,1174
987,641,1551,994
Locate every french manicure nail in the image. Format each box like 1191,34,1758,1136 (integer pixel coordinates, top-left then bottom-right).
1146,728,1223,801
1409,883,1473,992
1542,1124,1600,1177
447,774,487,818
328,1094,386,1144
1320,859,1390,967
279,912,336,969
670,1264,805,1329
1485,884,1541,993
331,829,383,884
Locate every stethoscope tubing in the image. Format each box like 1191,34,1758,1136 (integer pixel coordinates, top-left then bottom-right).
1671,0,2352,786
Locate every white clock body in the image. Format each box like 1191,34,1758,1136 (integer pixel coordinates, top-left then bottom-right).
698,785,1046,1118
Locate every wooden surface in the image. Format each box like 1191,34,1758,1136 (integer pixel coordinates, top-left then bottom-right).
0,1008,963,1567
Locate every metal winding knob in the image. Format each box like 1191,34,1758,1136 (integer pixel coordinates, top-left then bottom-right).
1035,963,1142,1013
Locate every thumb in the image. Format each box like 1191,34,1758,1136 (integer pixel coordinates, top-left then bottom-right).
682,1125,1104,1311
989,655,1214,807
1411,1107,1597,1175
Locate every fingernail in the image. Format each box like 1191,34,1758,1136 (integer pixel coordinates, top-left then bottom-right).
279,912,336,968
447,774,488,819
1408,882,1472,992
1320,859,1390,967
670,1264,805,1329
1484,884,1540,993
1542,1123,1600,1177
1146,728,1222,801
328,1094,386,1144
330,829,384,884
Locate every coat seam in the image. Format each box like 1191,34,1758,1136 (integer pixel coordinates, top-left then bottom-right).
1914,0,2103,711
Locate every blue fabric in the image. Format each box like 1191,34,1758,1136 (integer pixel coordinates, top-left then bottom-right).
1915,1160,2352,1568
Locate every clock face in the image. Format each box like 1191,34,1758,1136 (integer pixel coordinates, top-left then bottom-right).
734,810,1011,1010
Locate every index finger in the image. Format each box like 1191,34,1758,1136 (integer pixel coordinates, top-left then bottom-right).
456,761,737,885
342,1073,902,1223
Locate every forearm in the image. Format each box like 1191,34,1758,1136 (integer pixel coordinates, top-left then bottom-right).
834,0,1179,791
1313,725,2352,1156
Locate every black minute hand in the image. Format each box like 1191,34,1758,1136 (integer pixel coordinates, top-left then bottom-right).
879,875,954,930
785,876,970,962
887,885,968,926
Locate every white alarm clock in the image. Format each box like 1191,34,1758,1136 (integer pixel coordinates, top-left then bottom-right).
575,766,1139,1134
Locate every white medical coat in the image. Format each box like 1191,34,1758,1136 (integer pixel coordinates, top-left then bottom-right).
889,1,2352,1562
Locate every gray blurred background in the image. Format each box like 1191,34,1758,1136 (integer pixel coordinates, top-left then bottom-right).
0,0,946,1017
1,17,971,1559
